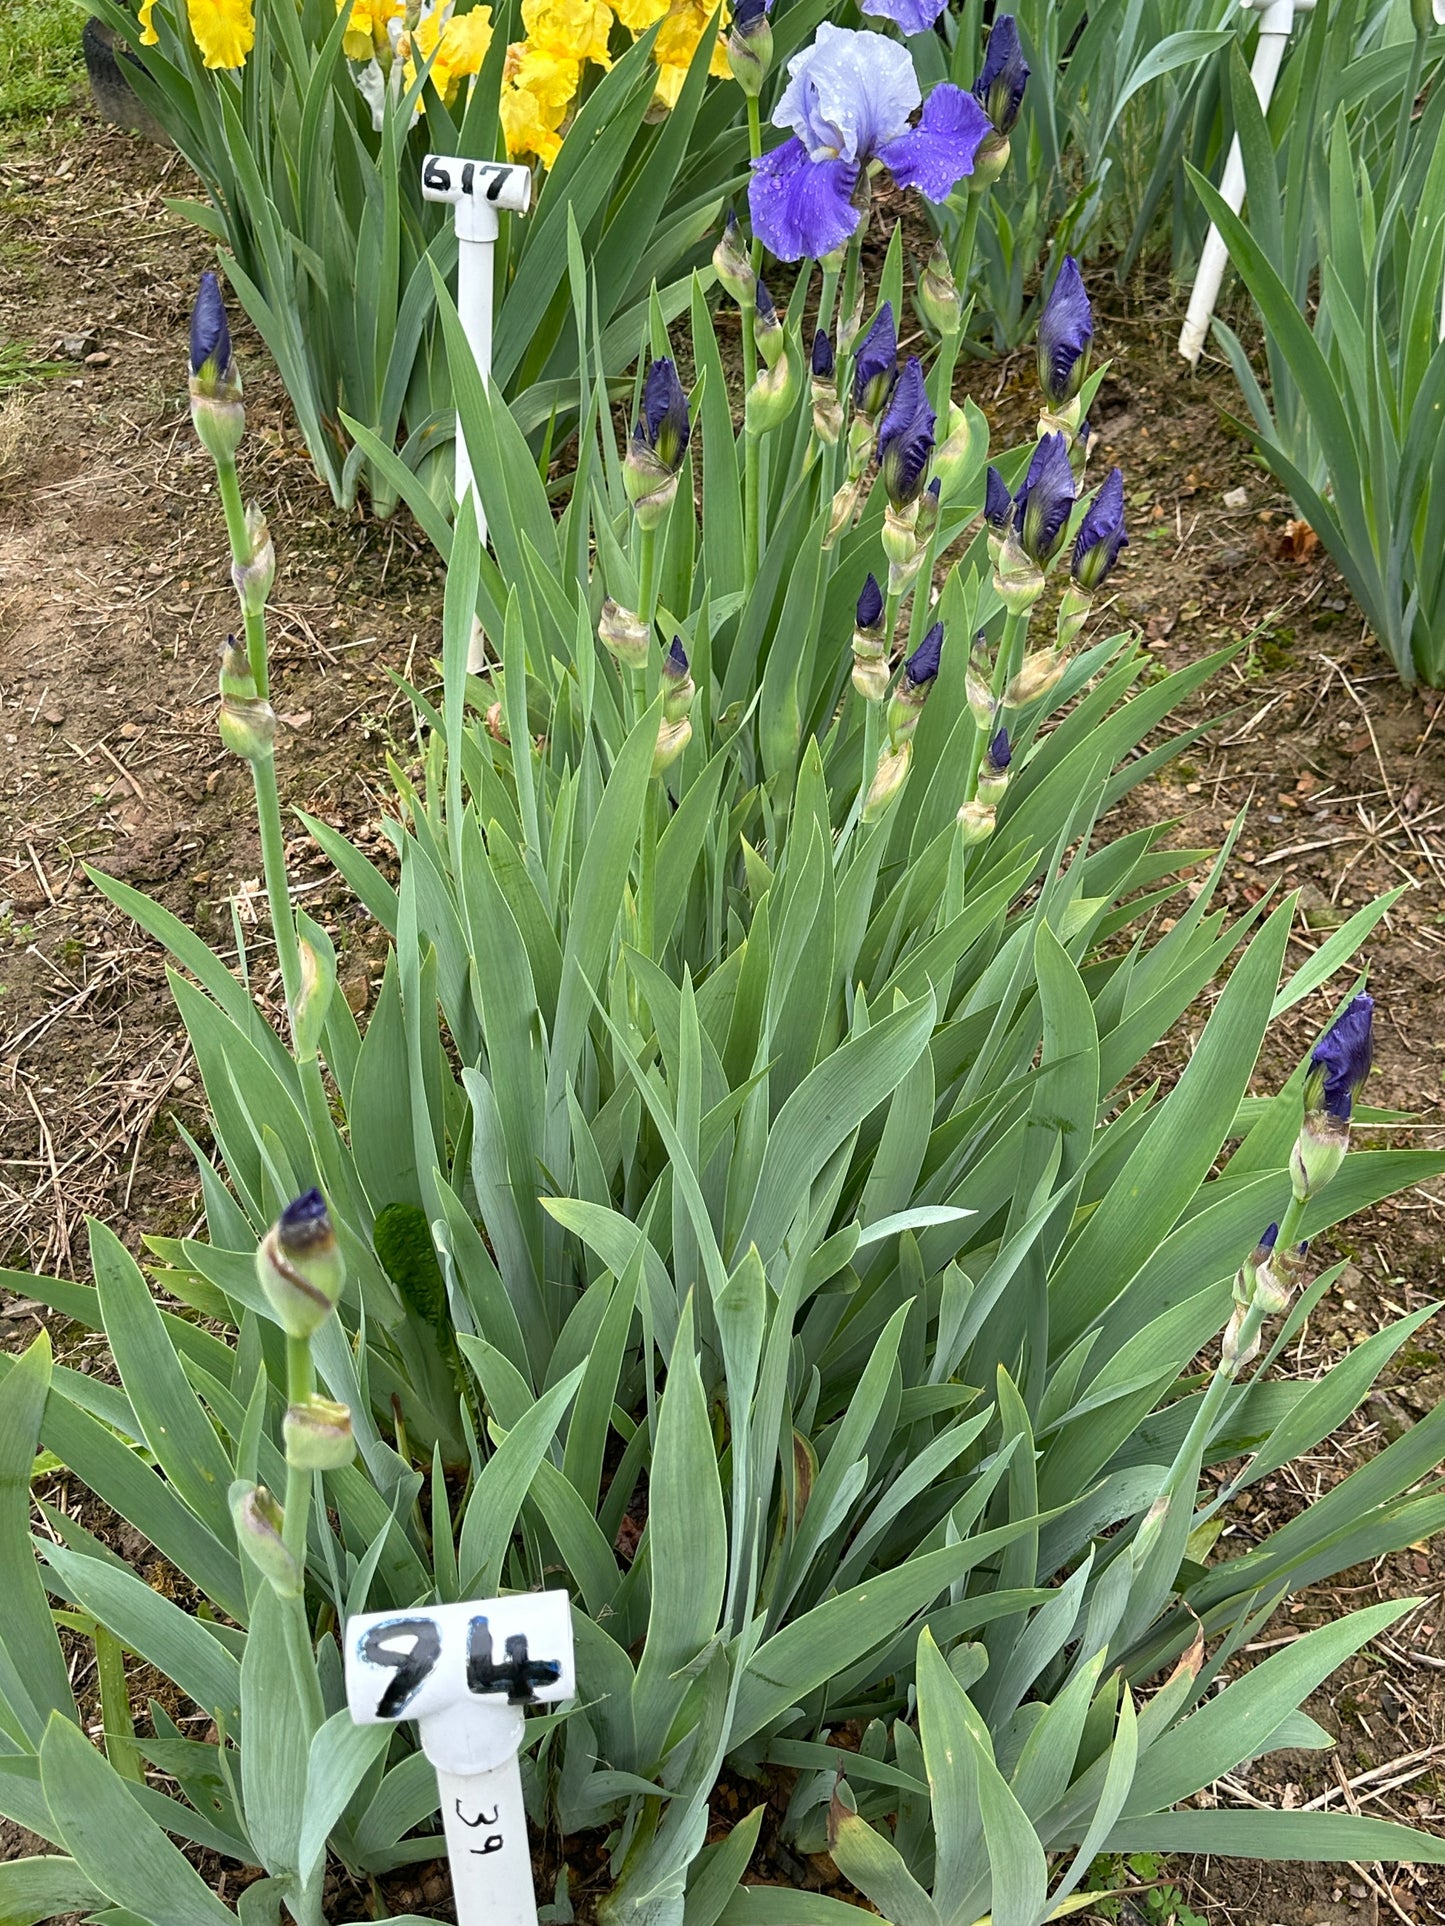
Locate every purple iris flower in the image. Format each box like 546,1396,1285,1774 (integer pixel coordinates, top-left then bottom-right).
1072,467,1128,590
636,357,690,473
1037,256,1093,408
1013,432,1074,565
986,726,1012,773
877,356,936,509
811,328,835,378
853,302,899,416
860,0,947,37
190,271,232,377
748,25,991,262
984,465,1013,530
973,14,1029,135
1310,994,1374,1122
857,573,884,629
905,620,944,686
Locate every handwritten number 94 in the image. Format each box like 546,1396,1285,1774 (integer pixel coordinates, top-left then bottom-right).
359,1615,562,1721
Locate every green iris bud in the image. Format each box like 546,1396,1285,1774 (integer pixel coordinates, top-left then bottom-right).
284,1395,356,1470
230,1481,302,1597
257,1190,346,1339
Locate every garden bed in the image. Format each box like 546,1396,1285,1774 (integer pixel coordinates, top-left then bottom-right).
2,95,1444,1926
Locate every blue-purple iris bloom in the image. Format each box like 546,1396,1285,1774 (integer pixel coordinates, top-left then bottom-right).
853,302,899,415
190,271,232,377
857,573,885,630
860,0,946,36
905,621,944,686
748,25,991,261
1037,256,1093,408
877,356,936,509
1072,467,1128,589
1013,431,1075,565
973,14,1029,134
1310,994,1374,1122
635,357,690,472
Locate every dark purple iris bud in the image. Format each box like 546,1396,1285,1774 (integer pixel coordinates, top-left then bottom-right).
661,633,696,724
1309,993,1375,1124
664,634,689,681
728,0,773,94
984,464,1013,530
1013,431,1074,565
876,356,936,510
853,302,899,417
811,328,835,379
986,726,1012,773
1037,255,1093,408
190,270,232,379
904,620,944,687
756,277,779,329
257,1187,345,1338
972,14,1029,136
1071,466,1128,590
635,357,690,473
1261,1222,1279,1249
856,573,884,632
280,1187,330,1246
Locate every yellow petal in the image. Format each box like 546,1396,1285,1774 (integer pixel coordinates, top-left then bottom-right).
186,0,256,66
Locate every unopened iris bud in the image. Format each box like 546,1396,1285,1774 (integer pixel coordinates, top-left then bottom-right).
1036,256,1093,426
1014,432,1075,568
956,797,995,845
863,741,911,820
882,498,920,568
984,464,1013,531
965,653,995,730
661,634,695,722
231,1482,302,1597
931,401,982,499
851,573,890,701
852,303,898,420
877,357,935,513
977,725,1013,794
825,476,862,547
232,502,275,616
189,271,245,464
976,725,1012,801
284,1395,355,1471
836,286,866,356
746,346,796,435
973,13,1029,137
919,240,963,338
625,357,690,529
886,621,943,749
726,0,772,96
599,598,651,670
652,716,692,776
713,212,756,309
295,924,335,1061
1071,467,1128,592
217,635,277,762
810,331,842,443
754,278,785,368
1291,994,1374,1201
992,528,1045,613
257,1188,346,1338
914,476,941,547
1004,647,1065,708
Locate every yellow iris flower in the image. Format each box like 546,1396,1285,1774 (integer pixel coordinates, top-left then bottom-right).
139,0,256,68
652,0,729,109
338,0,406,64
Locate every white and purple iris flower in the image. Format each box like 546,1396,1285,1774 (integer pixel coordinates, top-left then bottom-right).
747,24,991,262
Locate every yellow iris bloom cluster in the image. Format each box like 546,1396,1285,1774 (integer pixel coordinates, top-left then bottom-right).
139,0,729,163
500,0,730,165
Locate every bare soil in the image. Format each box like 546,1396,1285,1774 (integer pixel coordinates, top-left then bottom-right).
2,97,1443,1926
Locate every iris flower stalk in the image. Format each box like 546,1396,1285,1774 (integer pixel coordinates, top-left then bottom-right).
187,276,342,1208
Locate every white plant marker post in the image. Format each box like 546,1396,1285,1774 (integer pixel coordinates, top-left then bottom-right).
421,153,533,669
1178,0,1314,366
346,1591,574,1926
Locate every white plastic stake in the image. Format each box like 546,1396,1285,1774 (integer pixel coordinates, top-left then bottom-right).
421,153,533,667
1178,0,1314,366
345,1592,574,1926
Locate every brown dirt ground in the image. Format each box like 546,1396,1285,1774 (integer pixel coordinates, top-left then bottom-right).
2,90,1443,1926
